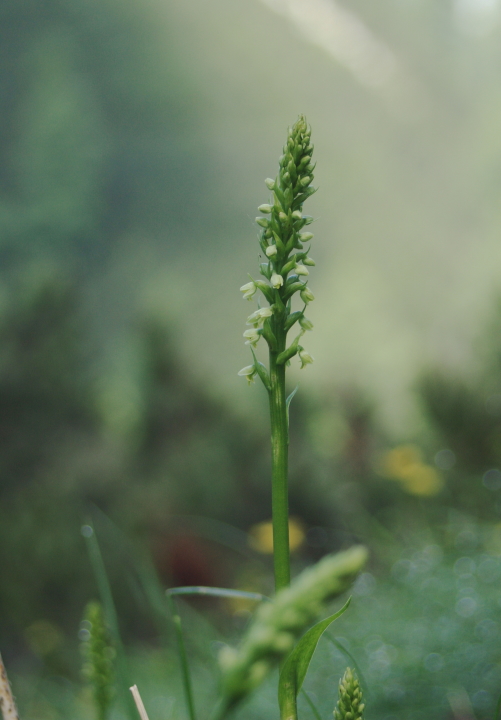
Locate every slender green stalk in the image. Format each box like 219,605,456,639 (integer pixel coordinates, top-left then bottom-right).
269,341,290,591
166,593,197,720
238,115,317,593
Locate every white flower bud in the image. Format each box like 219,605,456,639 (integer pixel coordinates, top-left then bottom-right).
247,307,273,325
258,307,273,319
299,316,313,331
271,273,283,289
291,210,302,220
299,232,314,242
303,256,315,266
238,365,256,385
278,212,288,223
300,176,311,186
243,328,261,346
299,350,314,368
258,204,273,214
240,281,257,300
295,264,309,276
265,245,277,258
265,178,275,190
256,217,269,228
300,287,314,303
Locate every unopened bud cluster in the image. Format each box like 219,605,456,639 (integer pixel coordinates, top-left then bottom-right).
80,602,115,720
238,115,316,386
218,546,367,712
334,668,365,720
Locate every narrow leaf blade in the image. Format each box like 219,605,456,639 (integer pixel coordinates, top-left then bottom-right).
167,586,269,602
278,598,351,720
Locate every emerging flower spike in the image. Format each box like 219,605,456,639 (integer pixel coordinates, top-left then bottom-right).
81,602,115,720
238,115,317,376
333,668,365,720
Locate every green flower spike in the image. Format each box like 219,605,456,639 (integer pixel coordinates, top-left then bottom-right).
334,668,365,720
81,602,115,720
237,116,318,594
238,114,317,379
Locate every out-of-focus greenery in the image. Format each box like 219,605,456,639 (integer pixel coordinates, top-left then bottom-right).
4,1,501,718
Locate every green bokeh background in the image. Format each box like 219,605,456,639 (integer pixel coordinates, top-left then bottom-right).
4,1,501,718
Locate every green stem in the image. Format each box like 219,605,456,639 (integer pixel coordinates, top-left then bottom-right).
269,318,290,592
166,593,197,720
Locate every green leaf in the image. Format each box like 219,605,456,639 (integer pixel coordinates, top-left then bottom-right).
278,598,351,720
167,586,269,602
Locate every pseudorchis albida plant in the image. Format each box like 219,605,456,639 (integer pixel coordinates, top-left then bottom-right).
238,115,319,593
0,118,367,720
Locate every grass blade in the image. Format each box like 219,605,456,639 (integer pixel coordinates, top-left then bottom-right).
82,523,136,720
166,593,197,720
325,635,369,699
167,587,269,602
301,689,323,720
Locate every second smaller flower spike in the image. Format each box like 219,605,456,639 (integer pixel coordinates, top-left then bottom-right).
333,669,365,720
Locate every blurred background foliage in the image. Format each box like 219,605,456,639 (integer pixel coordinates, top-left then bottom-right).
3,0,501,718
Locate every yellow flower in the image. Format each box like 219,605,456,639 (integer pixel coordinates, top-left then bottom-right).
248,517,305,553
380,444,443,497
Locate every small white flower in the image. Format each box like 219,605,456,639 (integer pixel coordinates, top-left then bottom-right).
299,316,313,331
264,178,275,190
258,204,273,214
300,287,314,303
295,264,309,276
299,232,314,242
243,328,261,346
240,281,257,300
271,273,283,289
299,350,314,368
238,365,256,384
265,245,277,258
246,307,273,326
303,256,315,266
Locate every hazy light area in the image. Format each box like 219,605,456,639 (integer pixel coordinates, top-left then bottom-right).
258,0,398,89
454,0,499,34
